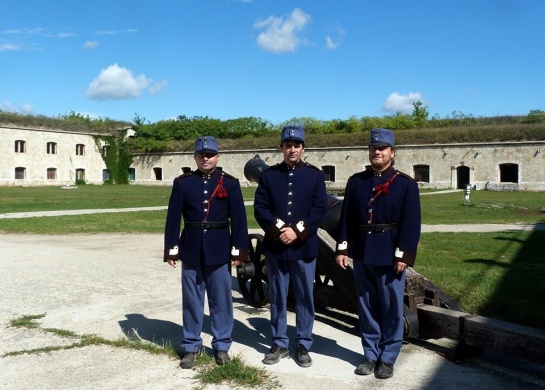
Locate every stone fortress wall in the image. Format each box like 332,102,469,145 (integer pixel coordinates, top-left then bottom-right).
133,141,545,191
2,125,545,191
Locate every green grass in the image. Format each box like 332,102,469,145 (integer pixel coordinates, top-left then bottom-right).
5,313,280,389
1,186,545,330
415,231,545,330
420,190,545,224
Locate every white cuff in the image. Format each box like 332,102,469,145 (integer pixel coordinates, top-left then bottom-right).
276,218,285,229
169,246,179,256
395,247,404,258
296,221,305,232
231,246,240,256
337,241,347,250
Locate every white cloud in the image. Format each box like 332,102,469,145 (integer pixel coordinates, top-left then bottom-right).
95,29,138,36
325,25,345,50
382,92,423,114
0,43,21,52
0,100,34,114
253,8,311,53
48,32,77,38
148,80,169,95
85,64,167,100
83,40,99,49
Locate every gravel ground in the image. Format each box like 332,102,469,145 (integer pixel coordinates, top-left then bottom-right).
1,232,545,390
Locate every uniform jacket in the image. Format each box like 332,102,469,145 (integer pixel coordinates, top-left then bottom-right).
254,160,327,260
336,165,421,266
163,168,248,266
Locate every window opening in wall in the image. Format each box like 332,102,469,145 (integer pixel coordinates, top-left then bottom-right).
182,166,191,173
414,164,430,183
102,169,110,180
15,140,26,153
128,168,136,181
47,142,57,154
153,167,163,181
15,167,26,179
322,165,336,182
500,163,518,183
47,168,57,180
76,144,85,155
456,166,470,189
76,168,85,182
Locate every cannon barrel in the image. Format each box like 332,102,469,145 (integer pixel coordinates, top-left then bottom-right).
244,154,342,237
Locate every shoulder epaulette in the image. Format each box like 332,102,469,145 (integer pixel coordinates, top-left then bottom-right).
394,169,415,181
304,162,322,171
176,171,193,180
220,170,238,180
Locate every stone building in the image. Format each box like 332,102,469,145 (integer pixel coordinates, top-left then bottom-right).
131,141,545,191
2,125,545,191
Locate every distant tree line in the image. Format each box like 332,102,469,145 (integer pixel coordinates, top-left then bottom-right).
1,103,544,154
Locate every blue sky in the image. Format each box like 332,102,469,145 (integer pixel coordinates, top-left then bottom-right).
1,0,544,125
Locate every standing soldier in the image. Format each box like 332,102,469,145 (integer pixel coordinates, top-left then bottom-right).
164,136,248,369
335,128,421,379
254,125,328,368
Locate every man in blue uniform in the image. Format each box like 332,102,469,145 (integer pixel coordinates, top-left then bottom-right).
254,125,327,368
164,136,248,369
335,128,421,379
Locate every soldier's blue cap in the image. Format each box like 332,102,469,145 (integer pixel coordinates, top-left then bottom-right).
369,128,395,148
194,136,219,154
280,124,305,143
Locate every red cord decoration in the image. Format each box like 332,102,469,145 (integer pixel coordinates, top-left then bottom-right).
203,174,228,221
368,173,398,206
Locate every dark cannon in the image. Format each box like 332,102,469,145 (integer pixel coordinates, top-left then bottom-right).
237,155,545,363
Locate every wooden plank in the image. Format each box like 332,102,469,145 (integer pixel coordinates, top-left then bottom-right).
417,304,465,339
463,315,545,364
417,305,545,364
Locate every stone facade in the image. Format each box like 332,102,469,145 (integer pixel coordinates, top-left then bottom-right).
1,126,107,186
2,125,545,191
131,141,545,191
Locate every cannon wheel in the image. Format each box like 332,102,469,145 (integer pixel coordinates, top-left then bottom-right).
237,233,270,308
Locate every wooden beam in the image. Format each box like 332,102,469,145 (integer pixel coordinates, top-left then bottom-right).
417,305,545,364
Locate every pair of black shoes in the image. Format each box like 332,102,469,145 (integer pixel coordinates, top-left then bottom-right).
355,357,394,379
179,350,230,369
262,344,312,367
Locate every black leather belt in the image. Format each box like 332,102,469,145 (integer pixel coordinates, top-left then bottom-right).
358,223,398,232
184,221,230,229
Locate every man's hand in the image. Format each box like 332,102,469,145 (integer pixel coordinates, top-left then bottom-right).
336,254,349,270
231,259,243,267
279,227,297,245
394,260,408,274
167,259,177,268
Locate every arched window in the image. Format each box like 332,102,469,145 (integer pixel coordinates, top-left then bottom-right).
47,168,57,180
76,144,85,155
76,168,85,182
322,165,336,182
15,140,26,153
500,163,518,183
47,142,57,154
413,165,430,183
153,167,163,181
15,167,26,179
